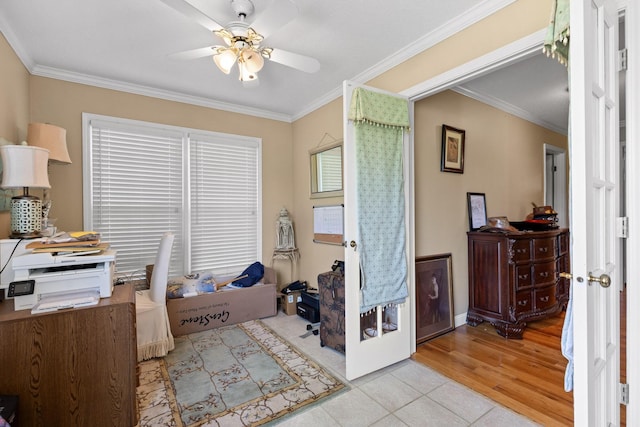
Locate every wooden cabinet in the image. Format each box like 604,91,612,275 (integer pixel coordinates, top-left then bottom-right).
466,229,570,339
0,284,138,426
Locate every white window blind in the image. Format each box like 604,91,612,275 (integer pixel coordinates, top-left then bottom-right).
317,147,342,192
83,114,261,279
190,133,260,273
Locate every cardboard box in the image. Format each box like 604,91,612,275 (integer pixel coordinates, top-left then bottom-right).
166,268,277,336
280,291,302,315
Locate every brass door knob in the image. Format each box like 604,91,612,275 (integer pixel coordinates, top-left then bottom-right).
588,273,611,288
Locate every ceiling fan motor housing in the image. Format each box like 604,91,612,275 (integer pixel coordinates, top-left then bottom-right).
231,0,255,19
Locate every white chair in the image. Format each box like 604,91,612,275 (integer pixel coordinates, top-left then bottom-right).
136,232,175,362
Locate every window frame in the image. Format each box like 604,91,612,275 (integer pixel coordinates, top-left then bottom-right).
82,113,262,280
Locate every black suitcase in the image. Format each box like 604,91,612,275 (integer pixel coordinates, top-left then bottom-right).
318,270,345,353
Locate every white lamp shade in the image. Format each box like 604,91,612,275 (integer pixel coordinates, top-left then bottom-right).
238,61,257,82
241,49,264,73
27,123,71,164
213,49,237,74
0,145,51,189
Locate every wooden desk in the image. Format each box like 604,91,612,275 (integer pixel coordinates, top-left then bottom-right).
0,284,138,426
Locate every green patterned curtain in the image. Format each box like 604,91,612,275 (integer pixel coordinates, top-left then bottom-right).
543,0,570,66
348,87,410,314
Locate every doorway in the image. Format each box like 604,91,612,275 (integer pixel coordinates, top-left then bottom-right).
544,143,568,228
405,4,634,422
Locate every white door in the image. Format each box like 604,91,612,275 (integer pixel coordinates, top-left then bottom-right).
342,81,414,380
569,0,621,425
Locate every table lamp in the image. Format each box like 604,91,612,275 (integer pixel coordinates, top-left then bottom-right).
0,145,51,238
27,123,71,232
27,123,71,164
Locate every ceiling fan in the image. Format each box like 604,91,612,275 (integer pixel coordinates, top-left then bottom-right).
160,0,320,84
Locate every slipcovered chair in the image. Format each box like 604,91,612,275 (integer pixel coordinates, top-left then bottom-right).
136,232,175,361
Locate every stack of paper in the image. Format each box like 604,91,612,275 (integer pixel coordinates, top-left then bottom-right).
26,231,109,255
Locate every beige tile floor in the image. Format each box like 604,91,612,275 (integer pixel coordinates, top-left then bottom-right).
262,312,542,427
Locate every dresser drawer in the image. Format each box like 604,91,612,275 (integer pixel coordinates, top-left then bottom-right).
511,240,531,262
532,261,556,286
515,265,532,290
515,290,533,314
532,237,556,260
534,286,557,311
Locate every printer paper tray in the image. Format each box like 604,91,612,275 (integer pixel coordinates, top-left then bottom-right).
31,289,100,314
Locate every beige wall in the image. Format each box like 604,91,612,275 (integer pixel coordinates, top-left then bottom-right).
289,0,561,316
291,99,345,285
28,77,294,275
0,36,295,283
2,0,565,311
0,33,31,233
414,90,566,316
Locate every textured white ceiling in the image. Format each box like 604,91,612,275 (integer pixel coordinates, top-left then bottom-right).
0,0,567,130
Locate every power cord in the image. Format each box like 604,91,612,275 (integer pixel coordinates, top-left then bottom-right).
0,239,24,275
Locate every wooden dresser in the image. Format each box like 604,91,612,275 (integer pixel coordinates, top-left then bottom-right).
0,283,138,426
466,229,570,338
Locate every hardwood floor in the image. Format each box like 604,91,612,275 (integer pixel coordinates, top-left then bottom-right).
414,292,628,426
414,313,573,426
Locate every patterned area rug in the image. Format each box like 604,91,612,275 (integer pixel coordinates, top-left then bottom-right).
137,320,346,426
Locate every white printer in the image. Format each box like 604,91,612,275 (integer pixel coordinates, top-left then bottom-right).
8,250,116,311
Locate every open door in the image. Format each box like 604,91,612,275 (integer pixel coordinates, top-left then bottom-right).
569,0,621,424
342,81,414,380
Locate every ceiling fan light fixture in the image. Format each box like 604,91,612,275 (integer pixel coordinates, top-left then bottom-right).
213,48,237,74
241,48,264,73
238,60,257,82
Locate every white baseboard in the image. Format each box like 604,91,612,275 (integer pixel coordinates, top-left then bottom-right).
454,312,468,328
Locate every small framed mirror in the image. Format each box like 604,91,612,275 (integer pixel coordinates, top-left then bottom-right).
310,140,343,198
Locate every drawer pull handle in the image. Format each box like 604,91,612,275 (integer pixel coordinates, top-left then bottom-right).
518,300,528,306
538,247,548,253
539,272,549,278
518,274,528,280
540,296,550,302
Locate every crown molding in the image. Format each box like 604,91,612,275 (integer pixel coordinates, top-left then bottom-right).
30,65,293,122
452,86,567,135
3,0,516,123
291,0,518,121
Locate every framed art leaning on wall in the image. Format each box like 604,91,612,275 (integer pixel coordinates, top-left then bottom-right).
415,254,454,343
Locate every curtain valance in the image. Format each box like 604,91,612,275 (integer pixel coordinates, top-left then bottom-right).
348,87,410,130
543,0,570,66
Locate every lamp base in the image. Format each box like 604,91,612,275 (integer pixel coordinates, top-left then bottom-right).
10,195,43,239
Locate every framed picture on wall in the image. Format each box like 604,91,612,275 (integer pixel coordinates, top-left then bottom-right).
467,192,487,231
415,254,455,343
440,124,465,173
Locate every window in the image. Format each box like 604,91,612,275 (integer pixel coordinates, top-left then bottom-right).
83,113,261,280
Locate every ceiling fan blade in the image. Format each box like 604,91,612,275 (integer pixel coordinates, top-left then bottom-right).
168,46,220,60
268,49,320,74
159,0,224,32
250,0,298,39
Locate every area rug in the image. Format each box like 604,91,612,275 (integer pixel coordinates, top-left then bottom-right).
137,320,346,426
